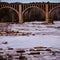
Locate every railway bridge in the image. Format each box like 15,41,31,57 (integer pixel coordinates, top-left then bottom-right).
0,2,60,23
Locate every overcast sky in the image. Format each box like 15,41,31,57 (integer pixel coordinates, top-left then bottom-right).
1,0,60,3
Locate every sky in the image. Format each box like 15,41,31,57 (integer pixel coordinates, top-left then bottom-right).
1,0,60,3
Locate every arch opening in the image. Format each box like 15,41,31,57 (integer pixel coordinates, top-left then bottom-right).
22,7,45,22
49,7,60,21
0,7,19,23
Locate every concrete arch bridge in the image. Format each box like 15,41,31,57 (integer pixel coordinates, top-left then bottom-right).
0,2,60,23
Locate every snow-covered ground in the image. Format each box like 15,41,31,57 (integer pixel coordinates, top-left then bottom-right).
0,21,60,60
0,21,60,49
0,35,60,49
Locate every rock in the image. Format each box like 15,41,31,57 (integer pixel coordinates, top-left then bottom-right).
56,26,60,29
29,51,40,55
2,41,8,44
16,48,25,53
34,46,47,51
29,48,35,51
46,48,52,51
0,48,3,50
8,47,13,50
34,46,47,49
19,56,27,59
0,55,4,60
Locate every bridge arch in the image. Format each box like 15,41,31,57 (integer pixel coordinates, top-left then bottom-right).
49,6,60,21
22,6,46,22
0,6,19,23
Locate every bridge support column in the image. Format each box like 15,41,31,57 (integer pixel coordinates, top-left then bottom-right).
19,5,23,23
45,3,49,24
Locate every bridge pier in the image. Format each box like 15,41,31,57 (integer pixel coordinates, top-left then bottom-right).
19,5,23,23
45,3,49,24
